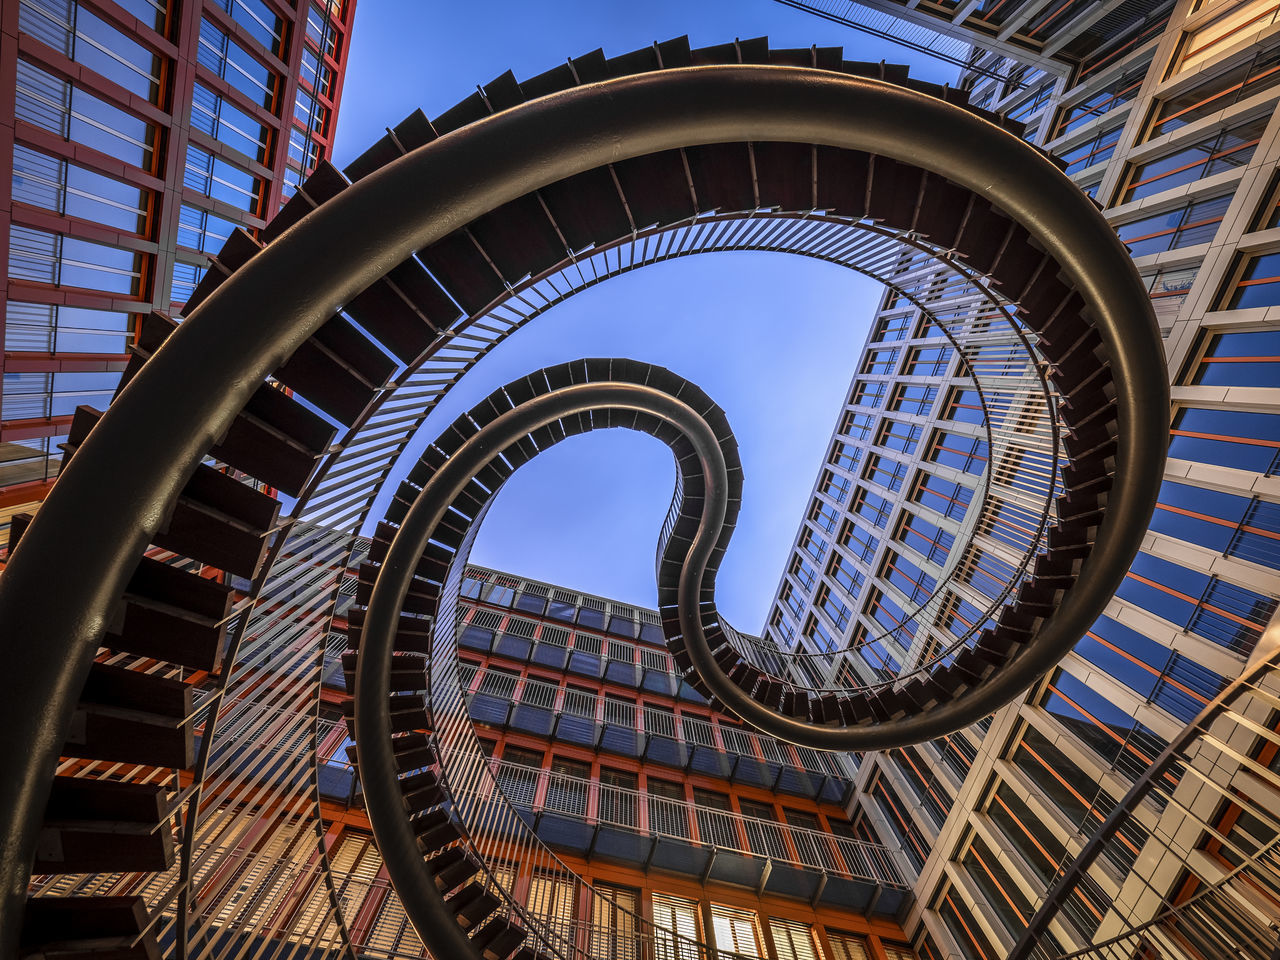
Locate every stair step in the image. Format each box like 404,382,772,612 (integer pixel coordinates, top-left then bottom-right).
64,663,193,769
21,895,160,960
449,882,499,931
36,779,173,875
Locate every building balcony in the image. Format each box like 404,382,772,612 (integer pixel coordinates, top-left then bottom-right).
474,759,911,917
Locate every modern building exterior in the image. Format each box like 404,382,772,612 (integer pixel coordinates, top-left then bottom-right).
770,1,1280,957
0,0,357,535
7,5,1280,960
308,564,920,960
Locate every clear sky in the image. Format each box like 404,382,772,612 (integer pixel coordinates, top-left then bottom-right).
329,1,954,632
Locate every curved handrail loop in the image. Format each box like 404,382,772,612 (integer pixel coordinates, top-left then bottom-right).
0,62,1165,957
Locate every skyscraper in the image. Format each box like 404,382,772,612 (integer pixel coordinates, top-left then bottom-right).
772,2,1280,956
0,0,357,535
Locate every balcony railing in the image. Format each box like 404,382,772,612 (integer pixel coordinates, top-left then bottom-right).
473,759,908,889
463,668,859,787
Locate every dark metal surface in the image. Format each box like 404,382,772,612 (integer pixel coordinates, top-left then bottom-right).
0,62,1166,954
357,380,726,959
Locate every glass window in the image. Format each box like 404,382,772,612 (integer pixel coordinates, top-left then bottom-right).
12,145,148,233
873,314,910,341
1116,193,1231,257
19,0,162,101
830,440,860,473
769,919,821,960
1053,56,1151,139
810,499,840,533
598,769,638,826
693,789,736,848
1173,0,1280,75
941,387,983,424
1226,251,1280,309
902,346,951,377
890,383,937,417
852,381,886,407
15,59,156,168
4,301,134,354
591,883,640,960
853,488,893,529
861,347,898,375
1061,121,1124,175
526,875,575,948
790,554,817,592
828,553,864,597
869,775,927,871
212,0,284,54
816,582,851,631
963,548,1015,601
9,224,142,295
818,469,851,503
647,778,688,838
881,551,936,604
864,454,907,492
177,204,241,255
191,82,270,162
652,893,700,960
544,757,589,817
840,410,875,441
877,419,922,456
898,512,953,565
184,144,262,214
864,587,913,644
827,929,873,960
799,527,828,563
1169,406,1280,474
1189,329,1280,387
803,614,836,653
838,518,879,562
912,471,973,520
936,885,1001,960
1120,115,1267,203
928,430,988,475
198,18,277,108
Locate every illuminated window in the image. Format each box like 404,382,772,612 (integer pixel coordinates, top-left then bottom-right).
710,904,764,958
652,893,700,960
1173,0,1280,75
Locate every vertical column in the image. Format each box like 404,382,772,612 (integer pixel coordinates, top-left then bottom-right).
0,0,20,417
151,0,202,314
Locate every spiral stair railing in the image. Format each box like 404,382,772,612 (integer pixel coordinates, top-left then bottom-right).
0,37,1166,960
1000,614,1280,960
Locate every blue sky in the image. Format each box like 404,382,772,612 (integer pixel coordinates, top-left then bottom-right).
329,2,953,631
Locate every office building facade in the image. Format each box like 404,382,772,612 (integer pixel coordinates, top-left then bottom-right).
0,0,357,533
7,9,1279,960
771,1,1280,957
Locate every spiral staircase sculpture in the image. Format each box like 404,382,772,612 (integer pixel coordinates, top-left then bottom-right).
0,37,1168,960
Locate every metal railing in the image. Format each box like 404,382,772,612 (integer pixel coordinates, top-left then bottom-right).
457,758,907,889
1008,613,1280,960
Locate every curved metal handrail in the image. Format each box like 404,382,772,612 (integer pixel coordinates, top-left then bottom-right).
0,54,1166,960
1007,619,1280,960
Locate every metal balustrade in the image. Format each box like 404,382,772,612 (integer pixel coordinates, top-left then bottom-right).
2,41,1164,960
441,760,910,891
1007,615,1280,960
463,664,858,784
